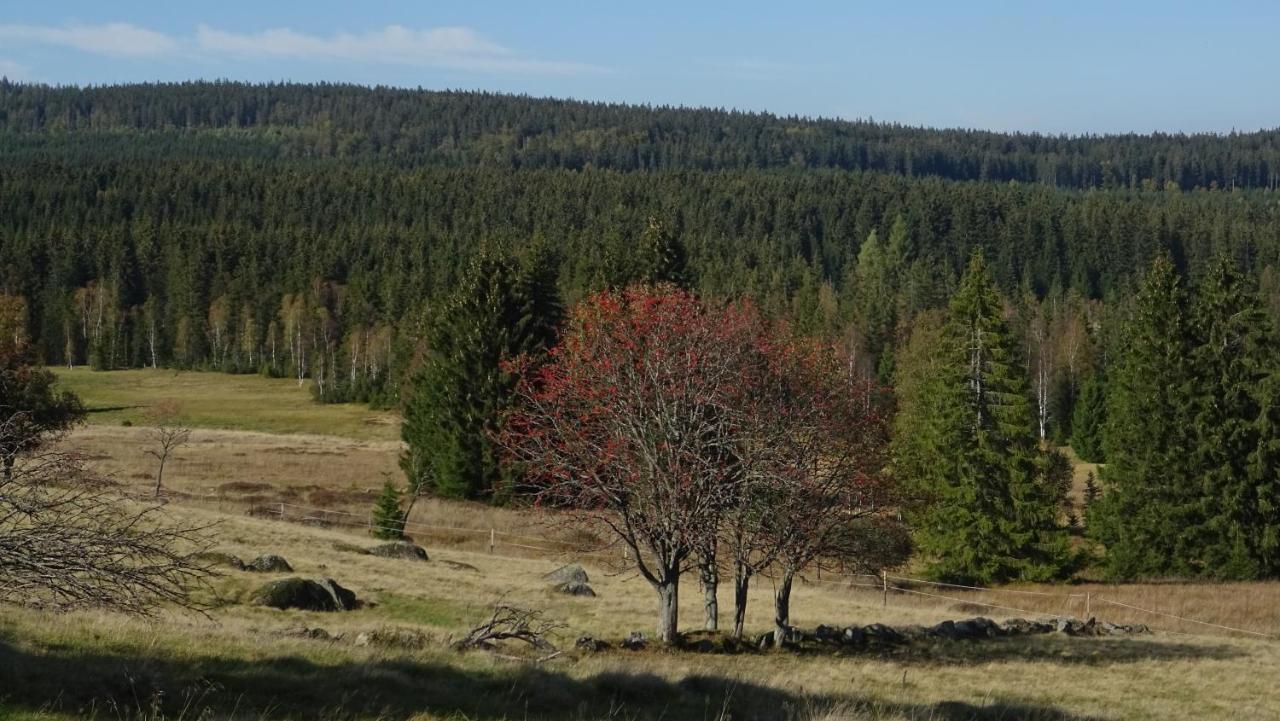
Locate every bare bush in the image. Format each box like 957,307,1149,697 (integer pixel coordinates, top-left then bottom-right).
0,416,215,614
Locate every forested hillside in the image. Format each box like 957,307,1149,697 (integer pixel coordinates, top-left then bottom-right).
5,81,1280,414
6,80,1280,187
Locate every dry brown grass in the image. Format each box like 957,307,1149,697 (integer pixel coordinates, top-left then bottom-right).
3,500,1279,720
10,371,1275,719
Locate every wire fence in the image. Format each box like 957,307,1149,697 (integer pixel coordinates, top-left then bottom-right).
122,488,1279,641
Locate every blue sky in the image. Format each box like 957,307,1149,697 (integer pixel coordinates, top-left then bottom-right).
1,1,1277,134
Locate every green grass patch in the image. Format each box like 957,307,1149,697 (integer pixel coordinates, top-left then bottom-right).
50,367,398,441
374,592,472,629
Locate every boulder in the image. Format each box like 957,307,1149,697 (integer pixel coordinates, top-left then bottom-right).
952,617,1000,639
813,624,840,642
369,541,429,562
575,635,609,652
553,581,597,597
621,631,647,650
840,626,866,646
246,554,294,573
543,564,589,585
250,577,358,611
862,623,906,646
930,619,959,640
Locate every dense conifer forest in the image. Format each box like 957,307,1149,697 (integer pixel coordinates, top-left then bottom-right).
4,80,1280,579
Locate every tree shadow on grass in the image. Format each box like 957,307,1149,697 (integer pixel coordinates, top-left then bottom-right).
863,634,1245,667
0,636,1145,721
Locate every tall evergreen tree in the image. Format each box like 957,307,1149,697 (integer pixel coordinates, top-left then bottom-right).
1186,258,1280,577
399,245,560,500
1090,255,1198,578
637,217,689,287
893,251,1072,584
1070,374,1107,463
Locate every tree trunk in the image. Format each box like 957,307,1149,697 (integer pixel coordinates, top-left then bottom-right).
773,566,795,649
732,562,751,639
656,574,680,644
153,456,166,497
698,550,718,631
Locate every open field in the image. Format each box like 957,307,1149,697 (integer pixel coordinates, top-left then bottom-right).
5,367,1278,720
51,367,399,441
3,501,1280,721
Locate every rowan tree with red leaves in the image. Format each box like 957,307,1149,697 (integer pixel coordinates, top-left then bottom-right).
500,285,765,644
743,335,903,647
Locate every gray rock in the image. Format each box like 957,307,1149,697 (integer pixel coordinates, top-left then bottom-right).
621,631,646,650
953,617,999,639
931,619,959,640
543,564,589,585
813,624,840,642
368,541,429,562
575,635,608,652
250,577,357,611
841,626,866,646
863,623,905,645
553,581,596,597
246,554,294,573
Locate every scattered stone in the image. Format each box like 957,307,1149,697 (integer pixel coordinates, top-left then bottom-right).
440,560,480,572
952,617,1000,639
863,623,905,645
246,554,293,573
196,551,246,570
755,632,774,651
553,581,597,597
621,631,646,650
813,624,840,642
250,577,358,611
575,635,609,652
543,564,589,585
353,626,430,650
368,541,429,561
841,626,866,646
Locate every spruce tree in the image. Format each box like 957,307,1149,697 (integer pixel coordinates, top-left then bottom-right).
371,477,406,540
1070,374,1107,463
894,250,1072,584
1187,258,1278,577
400,244,561,501
1090,255,1198,578
637,216,689,287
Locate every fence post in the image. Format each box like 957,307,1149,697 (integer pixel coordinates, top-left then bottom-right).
882,570,888,607
278,502,285,519
1085,592,1091,618
489,528,495,554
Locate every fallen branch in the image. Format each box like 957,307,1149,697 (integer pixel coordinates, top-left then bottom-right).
452,600,566,652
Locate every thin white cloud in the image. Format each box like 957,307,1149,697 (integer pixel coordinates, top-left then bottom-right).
195,24,603,75
0,22,177,58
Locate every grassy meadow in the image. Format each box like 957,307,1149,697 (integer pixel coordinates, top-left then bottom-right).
52,367,399,441
3,368,1278,720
